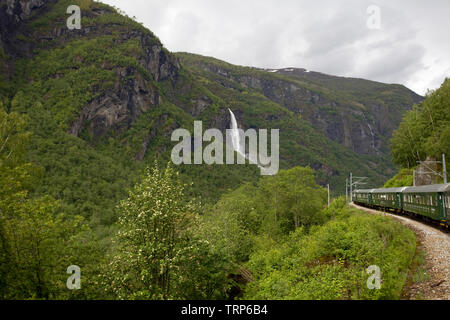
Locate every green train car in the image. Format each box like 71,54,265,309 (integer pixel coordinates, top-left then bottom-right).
371,187,405,212
402,184,449,224
353,183,450,229
352,189,373,206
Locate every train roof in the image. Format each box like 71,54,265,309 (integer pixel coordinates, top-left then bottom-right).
402,183,450,193
353,184,450,194
372,187,408,193
354,189,376,193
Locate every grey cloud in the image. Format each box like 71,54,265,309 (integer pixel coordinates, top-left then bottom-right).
362,43,426,83
102,0,450,95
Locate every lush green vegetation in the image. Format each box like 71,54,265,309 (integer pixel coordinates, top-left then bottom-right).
197,171,415,300
391,79,450,172
100,164,230,300
0,114,417,299
244,200,416,300
0,0,422,300
387,78,449,187
0,110,103,299
199,167,327,265
383,168,414,188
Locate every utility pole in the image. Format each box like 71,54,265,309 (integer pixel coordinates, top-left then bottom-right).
328,184,330,207
349,173,368,203
350,173,353,203
443,154,447,184
345,178,348,203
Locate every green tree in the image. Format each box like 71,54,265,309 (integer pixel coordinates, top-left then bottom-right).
201,166,327,268
102,163,229,300
0,110,90,299
258,167,327,235
391,78,450,169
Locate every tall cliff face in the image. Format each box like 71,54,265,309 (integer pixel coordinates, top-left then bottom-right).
1,0,46,26
0,0,180,137
0,0,49,59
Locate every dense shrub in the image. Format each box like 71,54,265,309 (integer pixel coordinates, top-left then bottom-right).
244,205,416,300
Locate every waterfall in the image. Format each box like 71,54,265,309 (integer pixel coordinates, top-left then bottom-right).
228,108,276,175
367,123,376,150
362,113,377,152
228,108,245,156
228,108,265,169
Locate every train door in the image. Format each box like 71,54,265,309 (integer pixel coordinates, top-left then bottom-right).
396,193,402,210
444,193,450,220
437,193,445,220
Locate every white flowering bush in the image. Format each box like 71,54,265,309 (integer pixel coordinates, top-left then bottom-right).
101,162,229,299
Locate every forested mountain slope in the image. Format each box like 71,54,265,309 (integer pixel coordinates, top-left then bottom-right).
0,0,422,224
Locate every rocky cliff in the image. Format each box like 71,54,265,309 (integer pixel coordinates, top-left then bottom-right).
1,0,180,138
178,53,423,156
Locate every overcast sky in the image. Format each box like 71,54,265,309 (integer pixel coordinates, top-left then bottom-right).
102,0,450,95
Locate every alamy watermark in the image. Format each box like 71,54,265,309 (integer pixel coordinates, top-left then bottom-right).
366,5,381,30
67,5,81,30
366,265,382,290
67,265,81,290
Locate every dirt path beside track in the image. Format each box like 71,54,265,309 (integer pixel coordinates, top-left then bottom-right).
351,203,450,300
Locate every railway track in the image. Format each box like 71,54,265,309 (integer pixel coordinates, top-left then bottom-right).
351,203,450,300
